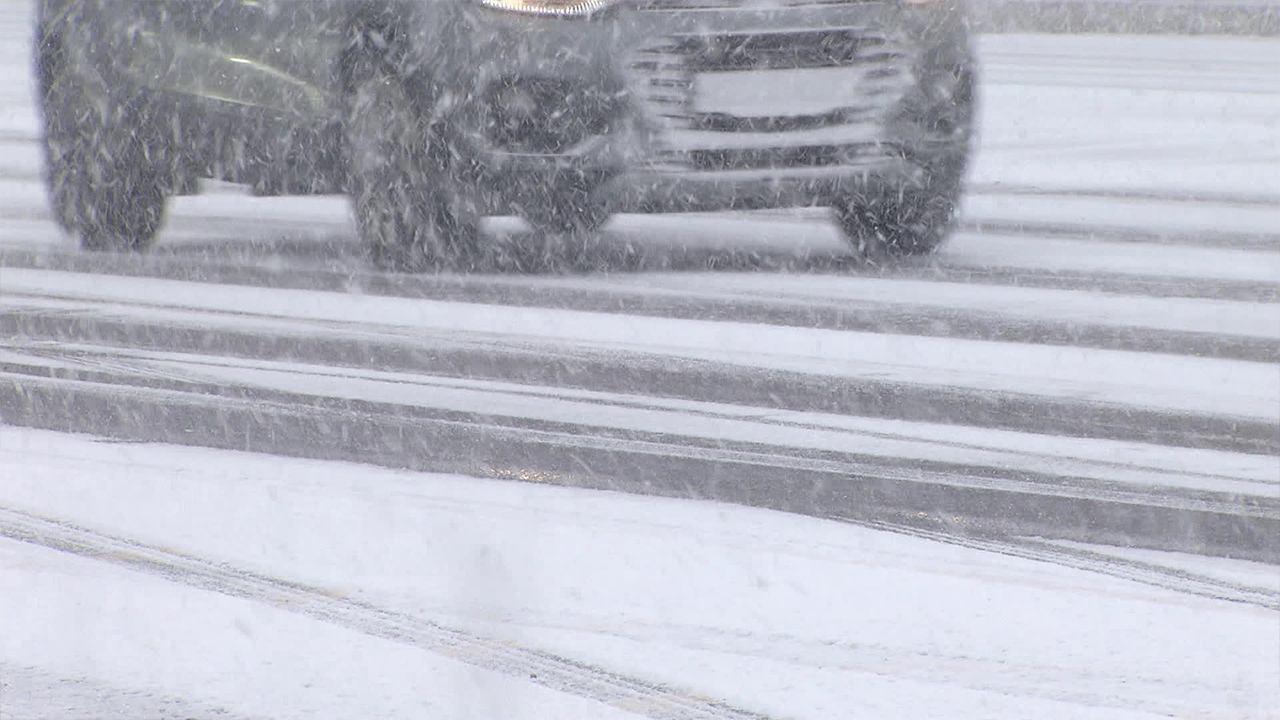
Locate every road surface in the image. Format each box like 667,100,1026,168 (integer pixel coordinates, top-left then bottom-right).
0,7,1277,719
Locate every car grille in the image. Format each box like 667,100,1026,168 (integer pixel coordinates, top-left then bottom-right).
627,16,914,173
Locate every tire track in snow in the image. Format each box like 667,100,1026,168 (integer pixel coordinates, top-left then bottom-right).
4,304,1277,455
4,367,1277,566
835,517,1280,610
0,506,773,720
4,247,1279,362
4,276,1277,451
3,206,1279,302
6,339,1279,507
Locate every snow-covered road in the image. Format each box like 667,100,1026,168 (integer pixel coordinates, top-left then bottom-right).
1,3,1278,718
3,431,1278,720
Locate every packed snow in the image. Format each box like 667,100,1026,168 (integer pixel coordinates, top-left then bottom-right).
2,428,1277,719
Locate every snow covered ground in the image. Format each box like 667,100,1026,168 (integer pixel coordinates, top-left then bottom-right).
2,428,1278,720
1,2,1278,718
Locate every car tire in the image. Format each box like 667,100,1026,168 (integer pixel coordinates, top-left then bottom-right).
834,60,975,261
35,24,171,252
833,166,966,260
344,63,482,273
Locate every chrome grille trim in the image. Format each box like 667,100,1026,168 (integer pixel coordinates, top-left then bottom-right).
626,19,915,173
659,30,898,71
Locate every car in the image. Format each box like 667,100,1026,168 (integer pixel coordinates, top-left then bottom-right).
33,0,976,271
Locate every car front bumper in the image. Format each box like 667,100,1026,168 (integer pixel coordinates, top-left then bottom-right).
439,0,970,214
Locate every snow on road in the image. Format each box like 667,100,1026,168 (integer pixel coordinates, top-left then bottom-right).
5,267,1277,420
2,428,1277,720
1,1,1279,717
972,34,1280,198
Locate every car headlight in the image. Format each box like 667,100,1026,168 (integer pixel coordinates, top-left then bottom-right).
473,0,619,17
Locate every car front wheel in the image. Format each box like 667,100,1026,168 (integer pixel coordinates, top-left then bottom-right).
36,25,171,252
834,55,975,261
344,63,482,273
834,169,966,260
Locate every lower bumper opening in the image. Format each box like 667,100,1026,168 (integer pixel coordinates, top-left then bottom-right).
481,76,621,155
680,143,883,172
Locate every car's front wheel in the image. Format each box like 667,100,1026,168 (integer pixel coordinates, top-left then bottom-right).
834,54,975,261
36,24,171,252
833,166,966,260
344,63,482,273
